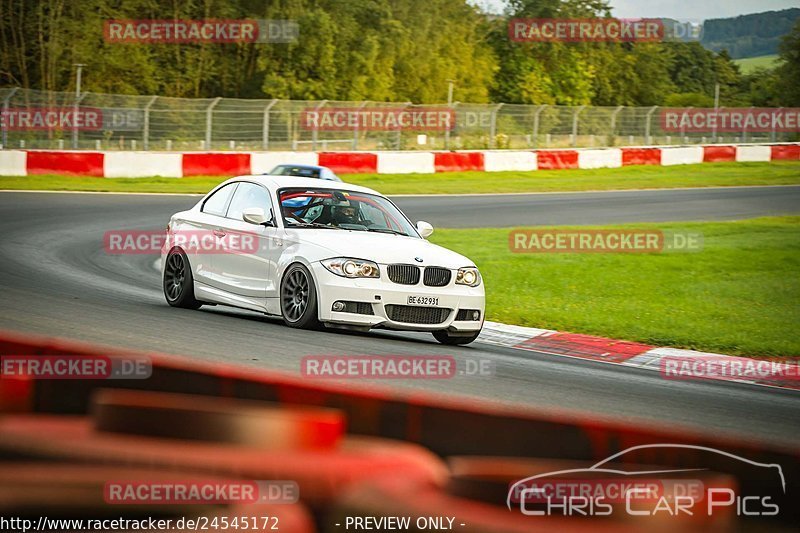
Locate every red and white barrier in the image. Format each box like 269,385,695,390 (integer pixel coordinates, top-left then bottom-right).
27,150,105,176
2,143,798,177
536,149,579,170
318,152,377,174
433,151,484,172
182,152,250,176
578,148,622,169
0,150,26,176
482,150,537,172
622,147,661,166
376,152,436,174
660,146,704,166
703,145,737,162
735,145,771,162
104,151,182,178
772,144,800,160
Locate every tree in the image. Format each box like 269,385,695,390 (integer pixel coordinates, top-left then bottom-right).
774,18,800,105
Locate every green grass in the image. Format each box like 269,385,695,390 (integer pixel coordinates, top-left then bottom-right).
734,54,779,74
1,161,799,195
348,162,800,195
428,217,800,357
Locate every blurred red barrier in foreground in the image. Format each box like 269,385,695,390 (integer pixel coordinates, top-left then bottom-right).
0,330,797,531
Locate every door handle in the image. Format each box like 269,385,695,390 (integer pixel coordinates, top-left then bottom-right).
213,229,226,238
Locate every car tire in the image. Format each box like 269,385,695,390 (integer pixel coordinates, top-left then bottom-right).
163,248,202,309
280,263,322,329
432,329,481,346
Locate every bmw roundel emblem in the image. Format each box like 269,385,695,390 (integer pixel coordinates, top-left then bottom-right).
414,257,423,263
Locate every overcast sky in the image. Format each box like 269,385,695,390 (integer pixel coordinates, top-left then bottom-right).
472,0,799,21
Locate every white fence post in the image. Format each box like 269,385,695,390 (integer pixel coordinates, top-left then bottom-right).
262,99,278,150
645,106,658,145
1,87,19,149
532,105,547,147
205,97,222,150
72,91,88,149
143,95,158,151
571,106,585,147
609,105,623,146
311,100,328,152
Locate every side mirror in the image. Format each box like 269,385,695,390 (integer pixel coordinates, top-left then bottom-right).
243,207,274,226
416,220,434,239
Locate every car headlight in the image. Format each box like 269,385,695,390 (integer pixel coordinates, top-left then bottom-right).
321,258,380,278
455,267,481,287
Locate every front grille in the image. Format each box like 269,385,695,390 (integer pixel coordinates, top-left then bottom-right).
423,266,451,287
387,264,421,285
341,301,374,315
456,309,481,321
385,305,450,324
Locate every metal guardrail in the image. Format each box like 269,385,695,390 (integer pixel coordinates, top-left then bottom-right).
0,87,792,151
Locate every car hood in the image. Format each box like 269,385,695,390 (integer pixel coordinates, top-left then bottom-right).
287,229,475,267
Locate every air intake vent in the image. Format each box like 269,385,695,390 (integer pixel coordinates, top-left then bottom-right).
423,266,451,287
343,301,374,315
387,264,421,285
385,305,450,324
456,309,481,321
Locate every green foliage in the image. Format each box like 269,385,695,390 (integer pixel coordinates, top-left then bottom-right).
664,93,715,107
774,19,800,106
0,0,797,107
0,0,496,102
488,3,772,107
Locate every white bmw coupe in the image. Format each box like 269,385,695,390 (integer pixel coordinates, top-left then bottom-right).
162,175,485,345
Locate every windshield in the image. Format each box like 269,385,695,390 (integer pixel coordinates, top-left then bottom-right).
278,188,418,237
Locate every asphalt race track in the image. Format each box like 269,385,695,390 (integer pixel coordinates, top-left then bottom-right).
0,187,798,446
395,185,800,227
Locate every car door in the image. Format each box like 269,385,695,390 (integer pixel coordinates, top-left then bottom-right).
212,181,282,303
185,181,238,286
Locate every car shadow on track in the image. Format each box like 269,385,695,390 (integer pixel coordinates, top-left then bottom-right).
174,302,468,348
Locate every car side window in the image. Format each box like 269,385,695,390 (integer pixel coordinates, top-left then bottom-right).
226,182,273,221
201,183,237,216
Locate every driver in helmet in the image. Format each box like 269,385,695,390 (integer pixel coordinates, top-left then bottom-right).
332,205,359,226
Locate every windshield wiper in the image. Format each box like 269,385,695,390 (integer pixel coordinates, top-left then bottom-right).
366,227,408,236
286,220,342,230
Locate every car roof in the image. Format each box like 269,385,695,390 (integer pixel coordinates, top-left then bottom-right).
220,174,381,196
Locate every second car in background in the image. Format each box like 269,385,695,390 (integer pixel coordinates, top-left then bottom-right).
269,164,343,182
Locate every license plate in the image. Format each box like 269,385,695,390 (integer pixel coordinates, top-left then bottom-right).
407,296,439,306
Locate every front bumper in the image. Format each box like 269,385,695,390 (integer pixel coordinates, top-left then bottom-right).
311,262,485,332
